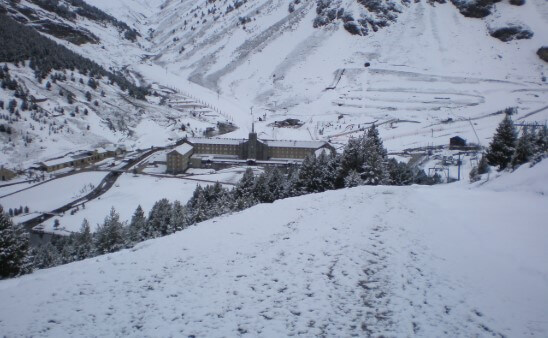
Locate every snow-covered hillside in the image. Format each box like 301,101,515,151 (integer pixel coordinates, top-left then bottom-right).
87,0,548,148
0,161,546,336
1,0,547,169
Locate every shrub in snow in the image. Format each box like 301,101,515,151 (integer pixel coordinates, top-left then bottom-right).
344,22,364,35
537,47,548,63
490,26,533,42
450,0,498,18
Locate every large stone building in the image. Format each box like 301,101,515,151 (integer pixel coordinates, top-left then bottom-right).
166,143,193,174
166,130,335,174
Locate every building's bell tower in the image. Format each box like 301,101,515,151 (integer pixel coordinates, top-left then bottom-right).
247,122,257,160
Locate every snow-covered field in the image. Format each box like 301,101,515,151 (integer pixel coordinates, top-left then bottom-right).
38,173,215,233
0,161,546,337
0,171,107,220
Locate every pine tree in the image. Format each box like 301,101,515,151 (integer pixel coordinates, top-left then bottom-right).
169,201,186,233
94,207,126,254
0,206,30,278
252,173,271,203
316,150,335,191
387,158,413,186
58,234,77,264
486,114,517,170
299,154,325,193
361,124,388,185
128,205,146,244
145,199,172,237
512,126,534,167
234,168,255,199
266,168,285,201
190,191,209,223
340,136,362,177
207,182,231,217
284,167,301,198
344,170,362,187
232,168,257,210
532,125,547,161
32,242,61,270
74,219,94,260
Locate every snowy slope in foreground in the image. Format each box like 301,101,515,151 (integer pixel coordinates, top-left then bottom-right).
0,164,547,336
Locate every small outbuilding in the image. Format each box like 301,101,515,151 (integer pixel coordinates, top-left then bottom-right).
449,136,467,149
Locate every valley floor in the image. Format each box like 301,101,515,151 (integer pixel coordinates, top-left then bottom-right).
0,164,547,337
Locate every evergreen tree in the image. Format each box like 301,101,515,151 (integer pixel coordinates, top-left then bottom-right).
58,234,77,264
169,201,186,233
252,173,271,203
340,136,361,177
387,158,414,186
486,114,517,170
477,154,490,175
207,182,231,217
32,242,61,270
532,125,547,160
283,167,301,198
299,154,325,193
190,190,209,223
128,205,146,244
328,153,345,189
317,150,336,191
232,168,257,210
94,207,125,254
234,168,255,199
73,218,94,260
266,167,285,201
361,124,388,185
145,199,172,237
87,77,97,89
0,206,30,278
344,170,362,187
413,169,441,185
512,126,534,167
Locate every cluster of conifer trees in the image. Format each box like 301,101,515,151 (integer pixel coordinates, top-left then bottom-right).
1,124,439,278
0,14,147,99
470,109,547,181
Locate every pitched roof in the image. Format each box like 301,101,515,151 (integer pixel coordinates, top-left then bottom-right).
187,137,243,145
186,136,330,149
170,143,194,155
263,139,328,149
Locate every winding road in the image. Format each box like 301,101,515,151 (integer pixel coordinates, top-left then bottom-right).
20,147,162,235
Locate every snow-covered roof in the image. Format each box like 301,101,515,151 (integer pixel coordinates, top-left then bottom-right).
187,137,244,145
41,151,94,167
191,154,240,160
171,143,194,155
187,137,329,149
263,140,329,149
